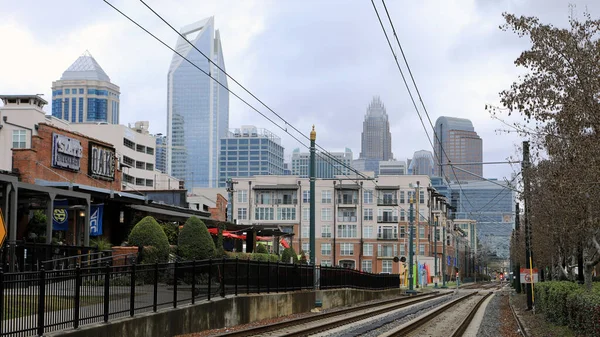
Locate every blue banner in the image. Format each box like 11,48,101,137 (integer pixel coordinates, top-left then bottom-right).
447,256,451,266
90,204,103,236
52,200,69,231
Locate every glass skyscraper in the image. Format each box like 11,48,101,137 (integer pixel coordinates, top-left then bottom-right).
167,17,229,188
433,116,482,182
449,180,515,258
359,96,393,161
218,126,284,187
155,134,167,174
408,150,435,176
51,51,120,124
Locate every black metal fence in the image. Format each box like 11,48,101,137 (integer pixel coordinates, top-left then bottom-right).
1,242,104,272
0,259,399,337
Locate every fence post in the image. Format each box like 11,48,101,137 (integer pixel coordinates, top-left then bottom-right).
266,259,270,294
191,259,196,305
284,263,288,292
276,261,280,293
173,261,178,308
153,262,158,312
234,257,238,296
0,268,4,333
103,263,110,323
246,258,250,295
37,266,46,336
129,262,136,317
74,264,81,329
257,259,260,294
208,258,212,301
294,263,298,291
220,257,226,298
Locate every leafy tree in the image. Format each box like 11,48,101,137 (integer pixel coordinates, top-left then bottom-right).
494,11,600,290
128,216,170,263
281,247,298,264
256,243,268,254
26,210,47,241
299,250,308,265
216,223,225,257
178,216,215,260
160,221,179,245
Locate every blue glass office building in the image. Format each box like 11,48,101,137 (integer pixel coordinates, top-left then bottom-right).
51,51,120,124
155,134,168,174
218,126,284,187
167,17,229,188
292,148,353,178
449,180,515,258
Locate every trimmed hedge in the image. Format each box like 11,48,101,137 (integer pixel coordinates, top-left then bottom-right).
226,252,279,262
535,281,600,336
128,216,170,263
255,243,268,254
178,216,215,260
281,247,298,264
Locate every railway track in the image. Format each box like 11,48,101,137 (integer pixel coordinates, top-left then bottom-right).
212,291,450,337
380,291,493,337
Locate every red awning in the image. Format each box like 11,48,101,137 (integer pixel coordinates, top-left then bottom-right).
280,239,290,249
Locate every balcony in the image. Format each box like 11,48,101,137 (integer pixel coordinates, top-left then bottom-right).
338,216,357,222
377,215,398,223
337,198,358,205
377,198,398,206
377,233,398,240
275,198,298,205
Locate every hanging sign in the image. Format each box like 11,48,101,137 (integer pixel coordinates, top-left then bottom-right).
88,143,116,180
52,133,82,171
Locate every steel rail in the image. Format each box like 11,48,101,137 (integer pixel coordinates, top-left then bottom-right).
451,292,494,336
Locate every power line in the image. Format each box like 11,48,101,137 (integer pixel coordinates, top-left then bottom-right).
122,0,374,183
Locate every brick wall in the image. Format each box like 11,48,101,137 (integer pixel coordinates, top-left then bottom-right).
209,193,227,221
12,123,122,190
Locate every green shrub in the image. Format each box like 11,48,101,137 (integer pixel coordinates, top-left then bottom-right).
160,222,179,245
281,247,298,264
128,216,170,263
256,243,268,254
178,216,215,260
90,237,113,251
299,250,308,265
566,290,600,336
250,253,279,262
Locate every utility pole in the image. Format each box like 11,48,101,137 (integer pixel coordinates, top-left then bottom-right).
441,202,448,289
434,213,439,288
226,178,238,223
407,194,416,294
309,126,317,289
514,203,521,293
415,181,420,287
522,141,534,310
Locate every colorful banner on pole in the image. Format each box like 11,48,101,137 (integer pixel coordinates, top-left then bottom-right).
52,200,69,231
90,204,104,236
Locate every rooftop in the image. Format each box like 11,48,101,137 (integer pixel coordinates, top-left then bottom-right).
60,51,111,82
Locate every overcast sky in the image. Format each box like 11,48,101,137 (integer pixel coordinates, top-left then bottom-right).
2,0,598,182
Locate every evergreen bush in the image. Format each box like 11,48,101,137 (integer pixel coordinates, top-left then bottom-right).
128,216,170,263
178,216,215,260
281,247,298,264
256,243,268,254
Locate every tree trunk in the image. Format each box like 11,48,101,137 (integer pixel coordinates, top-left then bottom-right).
584,263,594,291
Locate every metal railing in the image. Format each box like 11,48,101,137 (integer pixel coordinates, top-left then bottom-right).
0,258,399,337
377,215,398,223
377,233,398,240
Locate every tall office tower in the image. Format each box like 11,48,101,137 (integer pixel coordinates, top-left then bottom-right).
51,51,120,124
433,117,482,182
292,148,353,178
167,17,229,188
218,126,285,187
155,134,168,174
359,96,393,161
408,150,435,176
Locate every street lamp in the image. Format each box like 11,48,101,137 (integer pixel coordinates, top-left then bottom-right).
407,193,417,294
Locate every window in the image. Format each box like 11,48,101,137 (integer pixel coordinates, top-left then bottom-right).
363,243,373,256
302,242,310,253
277,207,296,220
378,244,394,257
337,209,357,222
12,130,26,149
337,224,357,238
65,89,70,94
321,208,332,221
321,243,331,255
340,243,353,256
362,260,372,273
400,244,406,256
419,227,425,239
123,174,134,184
321,260,332,267
363,190,373,204
301,225,309,238
135,178,145,186
237,208,247,220
237,190,247,203
400,226,406,238
364,208,373,221
363,226,373,239
400,209,406,221
321,190,332,203
146,163,154,171
255,207,274,220
145,179,153,187
136,161,145,169
122,156,134,166
382,260,392,274
123,138,135,150
79,88,84,94
136,144,146,153
321,224,331,238
146,147,154,155
420,190,425,204
419,244,425,255
302,208,309,221
256,191,271,204
302,190,310,203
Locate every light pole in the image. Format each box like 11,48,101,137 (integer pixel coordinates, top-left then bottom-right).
434,213,439,288
415,181,420,288
309,126,317,289
407,194,417,294
441,202,448,289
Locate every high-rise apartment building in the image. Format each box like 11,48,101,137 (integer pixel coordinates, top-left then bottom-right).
291,148,353,179
433,117,482,182
408,150,435,176
218,126,284,187
359,96,393,161
155,134,167,174
167,17,229,188
379,160,406,175
51,51,120,124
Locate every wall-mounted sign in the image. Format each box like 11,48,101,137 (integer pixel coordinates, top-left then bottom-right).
89,143,116,181
52,133,83,171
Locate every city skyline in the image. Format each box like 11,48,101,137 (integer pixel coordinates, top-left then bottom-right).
1,0,586,182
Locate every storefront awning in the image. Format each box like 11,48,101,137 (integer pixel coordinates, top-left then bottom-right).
128,204,212,221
